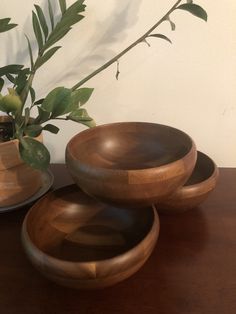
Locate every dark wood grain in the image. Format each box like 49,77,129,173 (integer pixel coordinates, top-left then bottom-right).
66,122,197,207
22,185,159,289
158,151,219,213
0,165,235,314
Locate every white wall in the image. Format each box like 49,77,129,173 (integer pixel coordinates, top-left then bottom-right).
1,0,236,167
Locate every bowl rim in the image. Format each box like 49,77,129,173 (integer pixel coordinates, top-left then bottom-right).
181,151,219,191
66,121,196,173
21,185,160,268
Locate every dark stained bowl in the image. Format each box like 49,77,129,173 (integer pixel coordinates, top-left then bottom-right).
22,185,159,289
157,151,219,213
66,122,197,207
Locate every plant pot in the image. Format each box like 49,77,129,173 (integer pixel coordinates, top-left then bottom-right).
0,116,43,207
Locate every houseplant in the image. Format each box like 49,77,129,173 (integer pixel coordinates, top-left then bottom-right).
0,0,207,205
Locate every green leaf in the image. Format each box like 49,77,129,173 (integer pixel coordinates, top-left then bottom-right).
0,18,17,33
34,5,49,41
56,13,84,30
73,88,94,106
43,123,59,134
35,46,61,69
0,23,17,33
15,68,30,95
43,27,71,51
148,34,172,44
59,0,67,15
0,78,4,92
65,90,80,111
24,107,30,126
19,137,50,170
25,35,34,70
67,108,96,128
177,3,207,22
0,18,10,27
0,64,24,77
63,0,85,18
14,112,25,129
41,87,72,117
34,106,50,124
48,0,55,30
43,0,85,51
32,11,44,51
29,87,36,104
34,98,44,105
6,73,15,84
25,124,43,137
69,108,92,121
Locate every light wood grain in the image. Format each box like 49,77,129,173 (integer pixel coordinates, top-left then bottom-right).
0,116,43,170
0,116,43,206
0,163,42,207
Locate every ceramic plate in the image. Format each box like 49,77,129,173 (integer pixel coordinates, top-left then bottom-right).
0,170,54,213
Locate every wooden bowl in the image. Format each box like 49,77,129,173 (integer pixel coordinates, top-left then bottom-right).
66,122,197,207
157,151,219,213
22,185,160,289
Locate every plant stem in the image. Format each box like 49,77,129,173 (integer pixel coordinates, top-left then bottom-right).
71,0,182,90
20,0,182,105
20,72,35,106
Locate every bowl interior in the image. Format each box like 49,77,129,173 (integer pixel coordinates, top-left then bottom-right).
68,122,193,170
185,151,216,185
26,185,154,262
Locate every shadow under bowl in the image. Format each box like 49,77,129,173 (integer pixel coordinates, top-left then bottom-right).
157,151,219,213
22,185,159,289
66,122,197,207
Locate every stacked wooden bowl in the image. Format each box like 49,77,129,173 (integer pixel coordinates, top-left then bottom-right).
157,151,219,213
22,122,218,289
22,185,159,289
65,122,197,207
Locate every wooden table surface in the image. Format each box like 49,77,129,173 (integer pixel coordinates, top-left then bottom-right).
0,165,235,314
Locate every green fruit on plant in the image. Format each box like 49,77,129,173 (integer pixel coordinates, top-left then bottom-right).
0,93,22,113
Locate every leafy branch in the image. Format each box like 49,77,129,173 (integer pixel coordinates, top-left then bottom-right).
0,0,207,170
20,0,86,105
72,1,207,90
